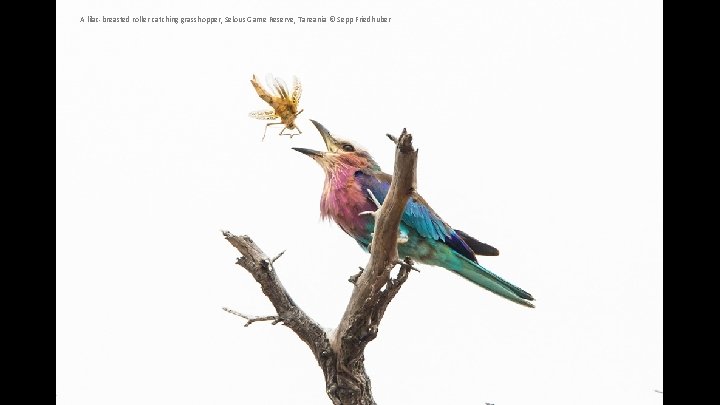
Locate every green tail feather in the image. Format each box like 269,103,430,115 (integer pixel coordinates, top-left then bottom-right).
452,255,535,308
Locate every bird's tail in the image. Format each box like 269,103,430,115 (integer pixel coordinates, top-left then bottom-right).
451,255,535,308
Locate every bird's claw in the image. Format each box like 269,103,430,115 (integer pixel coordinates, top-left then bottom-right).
360,187,408,244
397,232,409,244
366,188,382,209
358,189,383,218
363,231,407,245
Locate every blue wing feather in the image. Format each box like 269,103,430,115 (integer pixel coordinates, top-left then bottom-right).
355,170,477,262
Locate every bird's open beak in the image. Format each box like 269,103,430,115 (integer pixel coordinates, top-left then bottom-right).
292,147,325,158
309,119,342,153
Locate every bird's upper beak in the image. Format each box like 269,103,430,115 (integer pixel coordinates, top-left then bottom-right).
309,119,342,153
291,147,325,158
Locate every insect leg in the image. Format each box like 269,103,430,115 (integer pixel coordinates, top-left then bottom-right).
263,122,283,141
277,126,301,138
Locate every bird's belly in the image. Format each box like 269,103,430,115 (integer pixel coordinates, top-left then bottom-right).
330,208,374,242
324,192,376,238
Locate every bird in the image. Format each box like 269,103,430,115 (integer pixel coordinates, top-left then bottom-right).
292,119,535,307
310,120,500,257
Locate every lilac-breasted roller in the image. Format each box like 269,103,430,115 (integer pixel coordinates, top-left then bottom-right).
293,120,535,307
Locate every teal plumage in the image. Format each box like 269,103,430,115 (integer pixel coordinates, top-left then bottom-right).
293,120,534,308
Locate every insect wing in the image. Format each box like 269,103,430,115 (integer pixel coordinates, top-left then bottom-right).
273,76,290,100
249,109,279,120
251,75,274,104
264,73,282,97
291,76,302,105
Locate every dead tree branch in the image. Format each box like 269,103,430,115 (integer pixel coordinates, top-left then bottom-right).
223,129,418,405
328,129,418,399
222,307,282,327
221,232,331,361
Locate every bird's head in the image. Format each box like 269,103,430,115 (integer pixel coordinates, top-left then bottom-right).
292,120,381,173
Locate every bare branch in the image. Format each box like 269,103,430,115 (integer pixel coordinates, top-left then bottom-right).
331,128,418,365
395,259,420,272
270,250,286,264
386,133,399,144
222,231,331,362
372,257,415,323
222,307,282,327
348,267,365,284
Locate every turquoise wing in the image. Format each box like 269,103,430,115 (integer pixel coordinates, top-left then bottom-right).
354,170,477,262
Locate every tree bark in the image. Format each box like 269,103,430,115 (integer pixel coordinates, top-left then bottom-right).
223,130,418,404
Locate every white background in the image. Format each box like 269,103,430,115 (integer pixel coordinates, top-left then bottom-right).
57,1,663,404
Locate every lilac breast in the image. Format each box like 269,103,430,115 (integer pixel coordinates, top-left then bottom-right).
320,169,375,239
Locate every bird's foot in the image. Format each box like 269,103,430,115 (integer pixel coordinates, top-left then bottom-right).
362,232,407,245
397,231,409,244
359,188,407,244
358,189,383,218
366,188,382,208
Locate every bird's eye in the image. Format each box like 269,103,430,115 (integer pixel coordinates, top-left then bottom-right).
342,144,355,152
